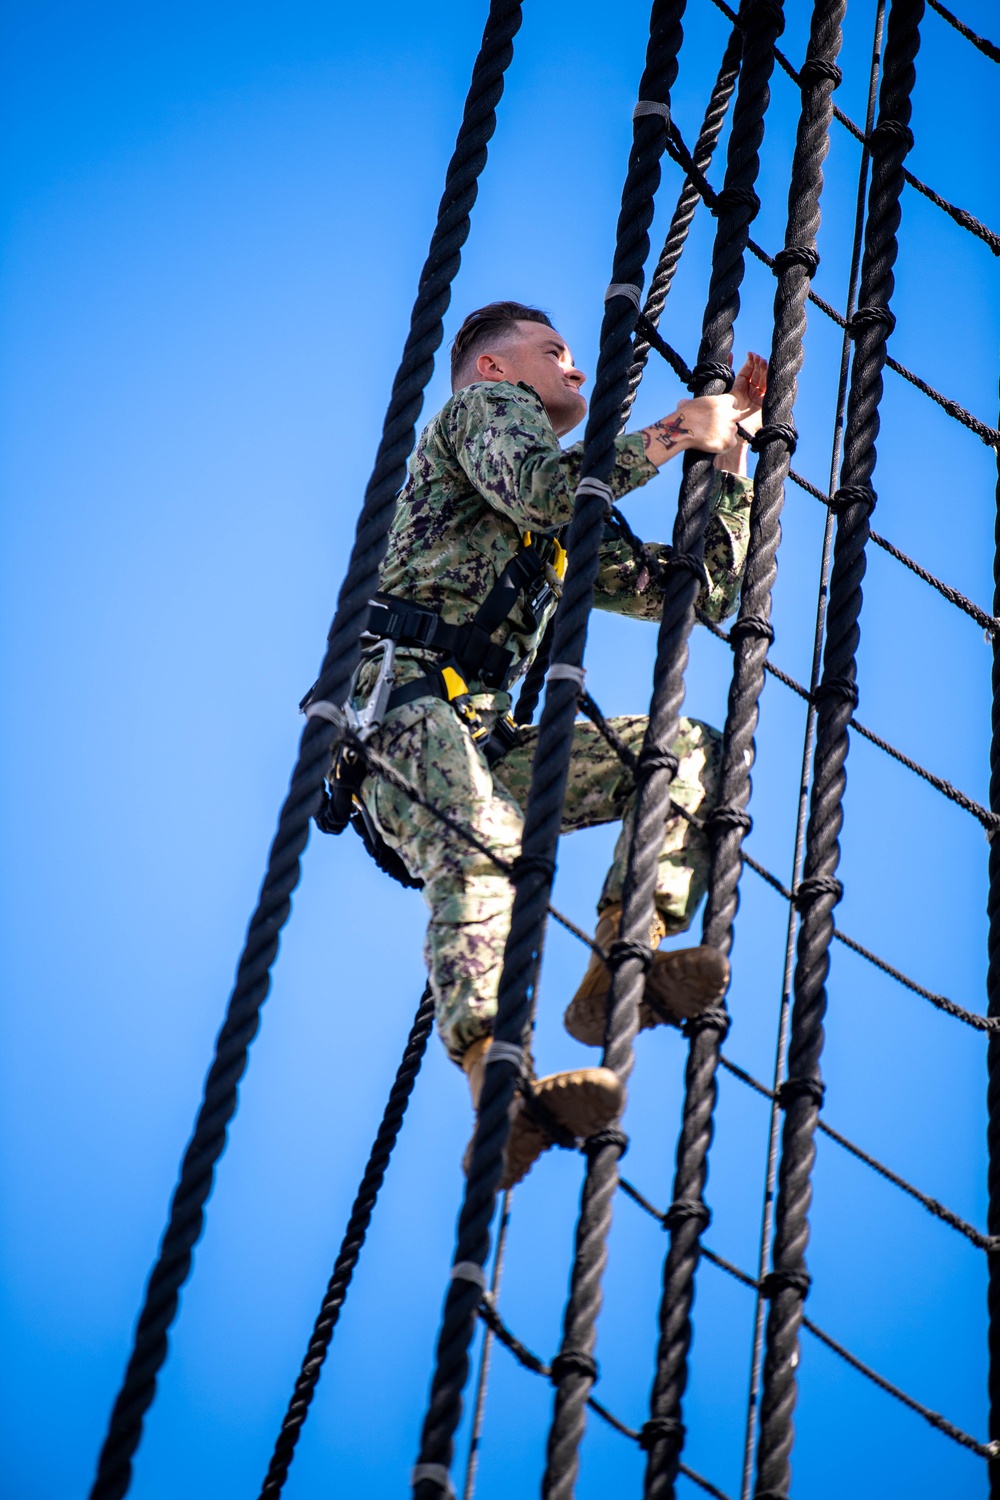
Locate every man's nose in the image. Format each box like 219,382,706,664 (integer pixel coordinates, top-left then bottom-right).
568,366,586,388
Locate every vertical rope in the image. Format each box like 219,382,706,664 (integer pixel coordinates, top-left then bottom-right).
623,24,744,422
754,4,924,1495
738,6,884,1494
635,4,787,1495
86,7,523,1496
257,989,435,1499
413,5,689,1495
461,1193,512,1500
988,373,1000,1500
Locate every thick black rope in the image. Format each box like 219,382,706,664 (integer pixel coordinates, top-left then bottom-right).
754,8,924,1495
580,668,999,1035
258,989,435,1498
694,611,1000,831
716,1054,996,1251
476,1300,734,1500
624,24,744,421
988,373,1000,1496
584,4,776,1495
617,1181,997,1461
709,0,1000,252
637,294,1000,636
653,105,1000,442
926,0,1000,63
412,14,688,1493
86,9,523,1496
644,7,841,1493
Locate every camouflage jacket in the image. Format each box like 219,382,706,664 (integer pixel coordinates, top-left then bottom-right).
372,379,751,698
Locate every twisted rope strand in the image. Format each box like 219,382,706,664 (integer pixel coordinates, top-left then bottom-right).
624,24,744,420
477,1301,735,1499
654,106,1000,440
86,9,523,1496
755,8,925,1492
258,990,435,1499
641,4,787,1494
617,1183,995,1460
715,1054,995,1250
412,9,690,1495
984,372,1000,1487
541,9,694,1493
708,0,1000,252
926,0,1000,63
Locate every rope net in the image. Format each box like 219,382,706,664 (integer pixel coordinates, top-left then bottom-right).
88,0,1000,1497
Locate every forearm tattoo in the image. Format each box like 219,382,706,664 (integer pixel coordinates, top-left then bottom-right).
642,412,689,455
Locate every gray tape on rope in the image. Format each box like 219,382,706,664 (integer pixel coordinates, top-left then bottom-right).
604,282,642,309
450,1261,488,1291
486,1040,525,1070
412,1463,455,1496
633,98,671,122
574,476,614,507
548,663,586,689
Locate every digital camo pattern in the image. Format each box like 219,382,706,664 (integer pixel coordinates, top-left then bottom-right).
353,379,750,1061
361,701,720,1061
377,379,752,685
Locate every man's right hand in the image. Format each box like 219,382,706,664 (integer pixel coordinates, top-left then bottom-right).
639,394,740,468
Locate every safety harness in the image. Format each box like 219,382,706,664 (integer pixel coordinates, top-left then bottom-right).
310,530,567,874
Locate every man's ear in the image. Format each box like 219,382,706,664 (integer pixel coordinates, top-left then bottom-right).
475,351,507,382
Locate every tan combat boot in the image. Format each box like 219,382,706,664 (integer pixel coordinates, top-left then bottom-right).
563,902,730,1048
462,1037,623,1189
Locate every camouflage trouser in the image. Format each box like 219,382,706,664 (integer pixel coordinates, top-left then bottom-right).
361,696,721,1063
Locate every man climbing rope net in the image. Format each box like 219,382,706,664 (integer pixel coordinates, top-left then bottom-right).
346,301,766,1187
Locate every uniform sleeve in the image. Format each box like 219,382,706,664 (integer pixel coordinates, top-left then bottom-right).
593,470,753,623
445,383,658,534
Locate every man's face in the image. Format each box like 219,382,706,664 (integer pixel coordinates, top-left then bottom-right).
475,321,587,437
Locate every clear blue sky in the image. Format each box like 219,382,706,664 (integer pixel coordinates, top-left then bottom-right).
2,2,998,1497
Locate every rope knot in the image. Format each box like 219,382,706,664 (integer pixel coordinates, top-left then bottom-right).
713,186,761,220
583,1125,629,1159
607,938,655,972
848,304,896,338
550,1349,598,1384
664,550,711,589
729,612,775,645
797,56,843,88
689,358,735,393
777,1076,826,1108
761,1267,812,1299
793,875,843,910
773,245,820,277
813,674,859,708
664,1197,711,1231
830,483,877,515
635,747,679,785
509,853,556,884
639,1416,685,1452
707,805,753,835
870,117,914,152
683,1004,730,1040
751,422,798,455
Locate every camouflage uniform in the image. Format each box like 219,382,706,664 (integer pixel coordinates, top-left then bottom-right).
355,380,751,1062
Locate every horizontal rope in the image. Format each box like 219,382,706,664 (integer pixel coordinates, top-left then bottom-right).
707,0,1000,253
652,116,1000,439
693,612,1000,833
927,0,1000,66
616,1182,996,1460
715,1056,995,1250
476,1299,733,1499
632,314,1000,640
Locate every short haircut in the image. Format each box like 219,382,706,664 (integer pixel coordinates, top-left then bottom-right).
450,301,554,390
